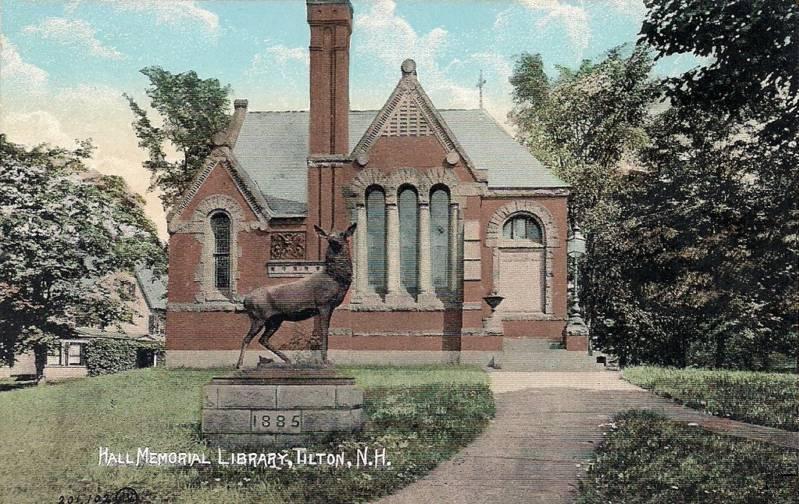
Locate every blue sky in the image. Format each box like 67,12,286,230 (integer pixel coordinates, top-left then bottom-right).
1,0,701,238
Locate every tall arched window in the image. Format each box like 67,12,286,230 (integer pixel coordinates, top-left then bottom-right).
210,212,231,290
502,214,542,243
366,187,386,293
398,187,418,294
430,187,450,291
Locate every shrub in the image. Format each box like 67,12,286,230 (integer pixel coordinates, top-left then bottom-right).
84,337,164,376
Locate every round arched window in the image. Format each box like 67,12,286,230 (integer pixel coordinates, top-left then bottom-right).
502,215,542,243
210,212,231,290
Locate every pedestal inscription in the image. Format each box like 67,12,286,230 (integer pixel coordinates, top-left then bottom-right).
202,366,364,450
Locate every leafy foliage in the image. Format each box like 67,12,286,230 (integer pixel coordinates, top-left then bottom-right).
509,45,657,227
509,1,798,369
0,135,165,372
577,410,799,504
624,367,799,431
641,0,799,149
125,66,231,210
84,338,164,376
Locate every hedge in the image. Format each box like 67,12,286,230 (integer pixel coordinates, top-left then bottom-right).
84,338,165,376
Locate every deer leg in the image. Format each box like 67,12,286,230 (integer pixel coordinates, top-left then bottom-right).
318,308,332,364
236,318,265,369
258,318,291,364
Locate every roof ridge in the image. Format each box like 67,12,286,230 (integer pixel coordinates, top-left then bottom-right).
245,108,482,114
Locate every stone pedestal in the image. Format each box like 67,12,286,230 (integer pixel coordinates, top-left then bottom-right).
563,322,589,351
202,365,364,450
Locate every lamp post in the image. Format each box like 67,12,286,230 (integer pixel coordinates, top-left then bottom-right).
564,222,589,351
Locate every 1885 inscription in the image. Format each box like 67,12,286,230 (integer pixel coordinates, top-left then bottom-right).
251,410,301,433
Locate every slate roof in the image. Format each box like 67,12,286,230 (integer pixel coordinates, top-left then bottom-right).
134,266,166,311
232,109,566,215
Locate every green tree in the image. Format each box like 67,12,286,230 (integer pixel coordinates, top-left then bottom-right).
0,135,165,377
509,45,658,229
125,66,231,210
626,0,799,368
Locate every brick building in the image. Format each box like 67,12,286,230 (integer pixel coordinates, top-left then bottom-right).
165,0,576,368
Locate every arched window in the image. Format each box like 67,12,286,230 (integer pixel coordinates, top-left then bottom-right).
430,187,450,291
366,187,386,292
502,215,542,243
210,212,231,290
398,187,418,294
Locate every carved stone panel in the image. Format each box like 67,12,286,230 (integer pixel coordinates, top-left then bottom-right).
270,233,306,260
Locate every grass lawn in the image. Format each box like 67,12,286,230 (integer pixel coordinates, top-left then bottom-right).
0,365,493,504
623,366,799,431
577,410,799,504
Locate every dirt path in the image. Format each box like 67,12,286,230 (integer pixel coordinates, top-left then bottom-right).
376,372,799,504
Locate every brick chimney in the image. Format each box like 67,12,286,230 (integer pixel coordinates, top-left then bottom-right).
307,0,352,156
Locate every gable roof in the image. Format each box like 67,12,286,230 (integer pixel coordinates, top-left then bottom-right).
134,266,166,311
232,108,566,213
350,64,484,182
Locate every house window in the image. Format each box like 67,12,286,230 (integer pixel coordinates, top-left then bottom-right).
211,212,231,290
46,347,62,366
66,343,85,366
353,175,457,304
366,187,386,292
502,215,543,243
398,187,418,294
430,187,450,291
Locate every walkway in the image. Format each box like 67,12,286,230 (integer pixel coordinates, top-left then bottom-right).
377,371,799,504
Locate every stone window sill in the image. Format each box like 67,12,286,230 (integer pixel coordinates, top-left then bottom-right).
499,312,564,321
348,292,460,312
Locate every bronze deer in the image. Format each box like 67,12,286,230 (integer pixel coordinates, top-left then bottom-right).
235,223,356,368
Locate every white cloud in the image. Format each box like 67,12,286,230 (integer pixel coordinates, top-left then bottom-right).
110,0,219,35
354,0,459,110
501,0,590,59
1,110,73,148
356,0,448,75
607,0,646,17
266,45,308,66
351,0,518,127
0,35,48,89
1,84,168,239
248,44,309,77
23,18,124,60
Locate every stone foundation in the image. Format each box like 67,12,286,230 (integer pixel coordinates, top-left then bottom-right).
202,367,364,450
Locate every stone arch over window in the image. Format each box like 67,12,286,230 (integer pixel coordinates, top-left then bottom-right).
486,201,559,317
210,212,231,291
485,201,558,247
189,195,246,302
502,214,543,243
347,167,460,307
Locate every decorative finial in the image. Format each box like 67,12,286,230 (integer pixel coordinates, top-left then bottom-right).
401,59,417,76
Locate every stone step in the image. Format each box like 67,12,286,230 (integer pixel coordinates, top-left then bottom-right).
494,338,608,372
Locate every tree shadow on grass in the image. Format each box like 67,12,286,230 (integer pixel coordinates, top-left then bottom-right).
0,377,37,392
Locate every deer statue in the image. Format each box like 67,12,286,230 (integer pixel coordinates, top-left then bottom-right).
235,223,356,369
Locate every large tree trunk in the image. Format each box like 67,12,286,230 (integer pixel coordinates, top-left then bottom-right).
33,343,47,383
